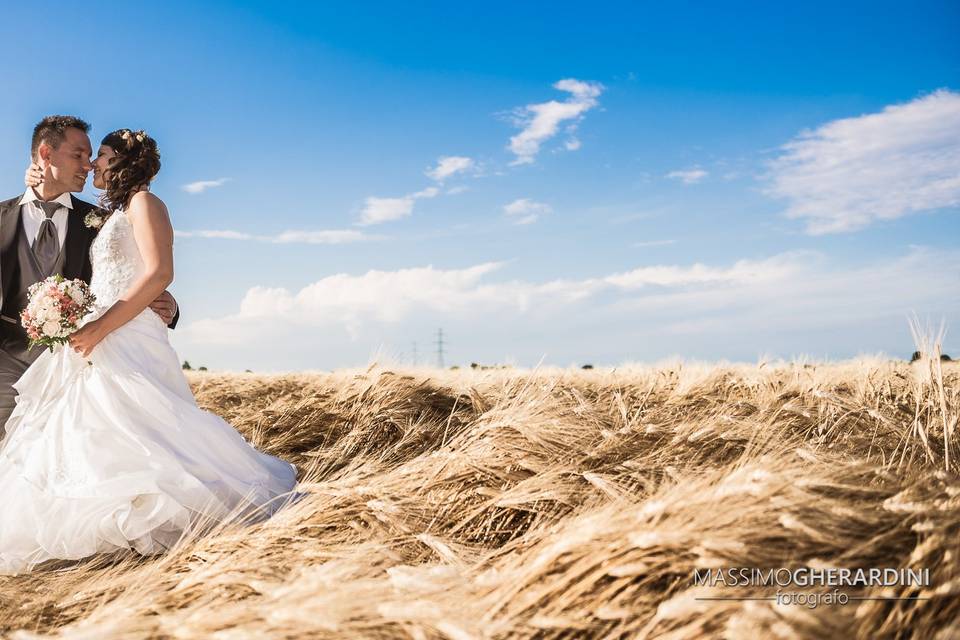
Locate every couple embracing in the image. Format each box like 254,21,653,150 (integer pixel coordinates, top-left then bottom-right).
0,116,298,575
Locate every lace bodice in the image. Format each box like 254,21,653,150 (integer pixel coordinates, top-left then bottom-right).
87,211,144,309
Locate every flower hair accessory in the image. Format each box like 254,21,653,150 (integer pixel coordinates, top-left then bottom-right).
119,129,147,144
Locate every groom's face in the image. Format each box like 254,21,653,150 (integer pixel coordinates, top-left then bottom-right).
38,127,93,194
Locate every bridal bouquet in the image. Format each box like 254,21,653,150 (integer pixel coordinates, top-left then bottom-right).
20,275,97,350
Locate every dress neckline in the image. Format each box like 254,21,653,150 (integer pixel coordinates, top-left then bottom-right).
108,209,130,227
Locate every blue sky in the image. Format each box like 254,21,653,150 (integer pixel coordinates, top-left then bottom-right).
1,1,958,371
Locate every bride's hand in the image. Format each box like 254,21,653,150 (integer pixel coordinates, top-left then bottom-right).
24,162,43,188
68,321,105,358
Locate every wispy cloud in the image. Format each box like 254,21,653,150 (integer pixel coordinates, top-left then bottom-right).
766,88,960,234
181,178,231,194
412,186,440,199
503,198,553,225
352,79,603,228
359,197,415,225
602,253,804,289
508,78,604,165
633,239,677,247
270,230,374,244
175,229,374,244
666,168,708,184
357,185,440,226
425,156,475,181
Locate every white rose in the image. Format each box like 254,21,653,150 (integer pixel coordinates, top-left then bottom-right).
68,285,85,303
37,304,57,322
41,320,60,337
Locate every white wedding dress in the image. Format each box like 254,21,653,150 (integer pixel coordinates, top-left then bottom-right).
0,210,298,575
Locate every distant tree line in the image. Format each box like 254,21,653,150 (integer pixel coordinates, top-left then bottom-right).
910,351,953,363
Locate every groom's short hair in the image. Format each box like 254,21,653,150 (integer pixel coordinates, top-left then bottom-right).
31,115,91,159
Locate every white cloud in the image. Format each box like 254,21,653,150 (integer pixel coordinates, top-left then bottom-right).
508,78,604,165
358,186,440,226
602,253,805,289
270,230,373,244
357,157,472,229
767,89,960,234
185,262,514,343
173,248,960,370
616,247,960,338
666,169,708,184
412,186,440,199
181,178,231,194
174,229,373,244
182,253,813,344
358,196,415,225
503,198,553,225
425,156,474,181
358,154,471,230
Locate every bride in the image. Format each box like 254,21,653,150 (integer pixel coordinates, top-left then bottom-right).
0,129,298,575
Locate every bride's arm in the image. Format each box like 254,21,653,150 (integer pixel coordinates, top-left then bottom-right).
68,192,174,357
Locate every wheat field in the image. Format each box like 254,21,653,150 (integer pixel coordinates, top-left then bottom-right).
0,349,957,638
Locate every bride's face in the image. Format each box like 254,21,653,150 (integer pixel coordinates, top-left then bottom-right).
92,145,118,189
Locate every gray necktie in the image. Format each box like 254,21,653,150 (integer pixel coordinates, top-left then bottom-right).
33,200,61,275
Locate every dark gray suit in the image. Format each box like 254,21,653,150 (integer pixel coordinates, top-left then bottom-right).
0,194,178,436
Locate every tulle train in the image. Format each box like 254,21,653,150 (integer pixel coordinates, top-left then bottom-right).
0,309,298,575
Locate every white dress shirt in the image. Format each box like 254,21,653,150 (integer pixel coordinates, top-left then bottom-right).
17,188,72,250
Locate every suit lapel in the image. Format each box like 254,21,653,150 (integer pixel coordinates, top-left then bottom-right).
63,197,89,281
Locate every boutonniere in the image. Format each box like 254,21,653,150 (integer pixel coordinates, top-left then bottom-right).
84,211,108,230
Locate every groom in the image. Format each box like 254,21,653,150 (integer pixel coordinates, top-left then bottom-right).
0,115,180,435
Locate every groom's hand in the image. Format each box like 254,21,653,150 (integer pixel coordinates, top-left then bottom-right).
149,290,178,325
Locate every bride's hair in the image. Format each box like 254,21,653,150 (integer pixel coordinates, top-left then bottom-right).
99,128,161,212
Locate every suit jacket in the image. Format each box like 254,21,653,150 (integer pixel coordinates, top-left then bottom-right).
0,194,179,329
